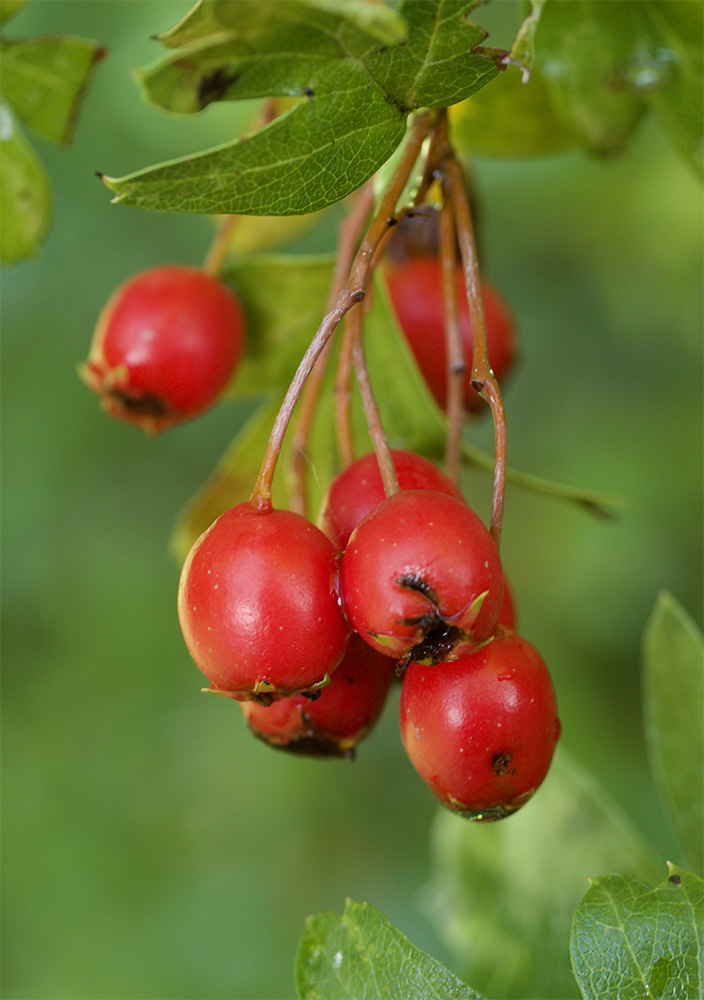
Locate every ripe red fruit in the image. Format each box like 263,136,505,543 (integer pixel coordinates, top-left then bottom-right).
81,265,245,433
339,490,503,664
177,502,350,702
400,631,560,821
318,449,464,550
385,258,517,412
240,634,396,758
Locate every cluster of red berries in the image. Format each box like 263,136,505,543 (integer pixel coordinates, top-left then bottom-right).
81,252,559,821
178,448,560,822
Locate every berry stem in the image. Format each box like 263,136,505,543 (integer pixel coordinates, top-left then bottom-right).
202,213,239,277
289,181,375,516
202,100,279,278
438,186,464,488
250,113,432,508
350,301,400,497
439,128,507,549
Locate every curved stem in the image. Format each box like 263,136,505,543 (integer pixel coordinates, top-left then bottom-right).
251,113,432,508
334,314,357,467
350,302,400,496
438,118,506,548
288,181,375,515
439,184,464,489
202,214,239,277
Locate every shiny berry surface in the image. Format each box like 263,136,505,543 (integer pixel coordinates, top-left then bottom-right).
81,266,245,433
400,631,560,821
240,635,396,757
339,490,503,663
178,503,350,701
318,449,464,550
386,258,517,412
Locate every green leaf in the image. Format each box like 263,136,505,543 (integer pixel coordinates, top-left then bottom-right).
0,100,50,263
0,34,105,145
295,898,486,1000
102,92,407,216
0,0,29,26
157,0,406,51
105,0,501,215
449,64,578,158
532,0,649,156
570,865,704,1000
642,592,704,874
423,749,663,1000
508,0,546,71
637,1,704,173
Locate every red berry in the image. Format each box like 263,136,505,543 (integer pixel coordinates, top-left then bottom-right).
339,490,503,663
81,265,245,433
400,631,560,821
240,634,396,757
318,449,464,550
385,258,517,412
177,502,350,702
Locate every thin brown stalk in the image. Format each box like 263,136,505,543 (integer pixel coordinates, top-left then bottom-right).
251,113,432,508
288,181,375,515
438,120,507,548
350,304,400,497
439,184,464,488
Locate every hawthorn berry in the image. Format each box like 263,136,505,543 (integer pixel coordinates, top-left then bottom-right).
339,489,503,664
177,502,350,702
81,265,245,433
399,630,560,820
318,448,464,551
240,634,396,758
385,257,517,413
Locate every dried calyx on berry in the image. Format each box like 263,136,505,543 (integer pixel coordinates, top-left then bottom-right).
81,266,245,433
339,490,504,665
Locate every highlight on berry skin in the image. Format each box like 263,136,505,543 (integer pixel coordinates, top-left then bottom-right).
81,265,245,434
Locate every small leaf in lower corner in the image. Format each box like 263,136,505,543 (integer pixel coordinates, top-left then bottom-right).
570,866,704,1000
295,898,486,1000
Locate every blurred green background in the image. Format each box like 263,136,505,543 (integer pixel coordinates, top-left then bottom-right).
2,2,702,999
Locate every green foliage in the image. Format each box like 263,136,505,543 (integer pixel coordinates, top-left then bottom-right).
423,750,662,999
570,865,704,1000
295,899,486,1000
642,592,704,874
0,100,51,263
102,0,501,214
0,2,103,262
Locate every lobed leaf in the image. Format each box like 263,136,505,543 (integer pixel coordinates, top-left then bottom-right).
0,34,105,145
295,898,486,1000
0,100,50,263
102,90,407,216
423,749,663,1000
570,865,704,1000
642,592,704,874
106,0,501,215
